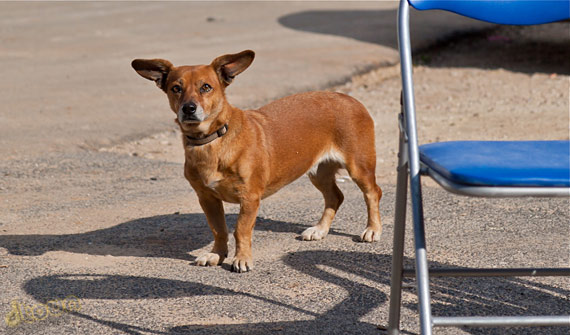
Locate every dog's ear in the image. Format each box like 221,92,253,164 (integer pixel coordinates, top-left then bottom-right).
131,59,173,92
211,50,255,87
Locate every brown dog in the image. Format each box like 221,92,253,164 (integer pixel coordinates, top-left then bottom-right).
132,50,382,272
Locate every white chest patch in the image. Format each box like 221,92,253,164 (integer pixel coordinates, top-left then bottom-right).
201,171,223,193
207,179,220,191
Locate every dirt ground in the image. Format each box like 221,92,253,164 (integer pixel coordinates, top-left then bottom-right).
1,21,569,335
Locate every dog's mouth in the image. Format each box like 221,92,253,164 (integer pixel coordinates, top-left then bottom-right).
180,119,201,125
177,116,215,137
175,117,199,130
177,116,206,132
178,111,204,124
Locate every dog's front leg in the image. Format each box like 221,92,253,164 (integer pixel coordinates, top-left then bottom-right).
196,193,228,266
232,196,260,273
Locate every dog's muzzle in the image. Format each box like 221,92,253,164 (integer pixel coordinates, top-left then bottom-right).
179,102,204,123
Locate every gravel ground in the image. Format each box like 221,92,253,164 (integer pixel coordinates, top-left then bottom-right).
1,22,569,335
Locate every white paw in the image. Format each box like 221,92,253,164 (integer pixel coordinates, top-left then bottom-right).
360,227,382,242
231,257,253,273
195,252,222,266
301,226,328,241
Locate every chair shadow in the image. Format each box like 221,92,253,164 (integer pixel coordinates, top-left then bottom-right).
0,213,308,262
278,9,570,75
22,251,569,335
279,9,400,50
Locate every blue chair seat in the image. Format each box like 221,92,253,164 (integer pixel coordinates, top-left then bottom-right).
409,0,570,25
419,141,570,187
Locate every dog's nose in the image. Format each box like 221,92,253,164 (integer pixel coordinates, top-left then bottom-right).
182,103,197,115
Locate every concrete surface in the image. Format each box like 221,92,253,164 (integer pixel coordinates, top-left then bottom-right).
1,1,568,335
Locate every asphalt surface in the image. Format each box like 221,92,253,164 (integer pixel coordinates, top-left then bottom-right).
1,2,568,335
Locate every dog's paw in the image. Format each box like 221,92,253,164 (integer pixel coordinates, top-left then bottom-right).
231,257,253,273
360,227,382,243
195,252,223,266
301,226,328,241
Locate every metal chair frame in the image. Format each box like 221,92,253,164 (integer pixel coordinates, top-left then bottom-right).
387,1,570,334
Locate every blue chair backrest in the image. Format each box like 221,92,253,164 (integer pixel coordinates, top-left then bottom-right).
409,0,570,25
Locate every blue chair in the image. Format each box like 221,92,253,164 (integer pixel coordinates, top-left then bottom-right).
388,1,570,334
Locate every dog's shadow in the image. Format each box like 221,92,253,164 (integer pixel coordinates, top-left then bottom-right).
0,213,304,261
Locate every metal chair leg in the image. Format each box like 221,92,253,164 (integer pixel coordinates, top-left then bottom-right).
410,173,432,334
398,1,433,331
388,130,409,335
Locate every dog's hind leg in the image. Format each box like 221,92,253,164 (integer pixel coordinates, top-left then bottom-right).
345,156,383,242
301,162,344,241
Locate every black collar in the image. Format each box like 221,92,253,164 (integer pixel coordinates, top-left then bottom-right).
185,124,228,147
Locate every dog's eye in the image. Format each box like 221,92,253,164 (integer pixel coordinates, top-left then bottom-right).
171,85,182,94
200,83,212,93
